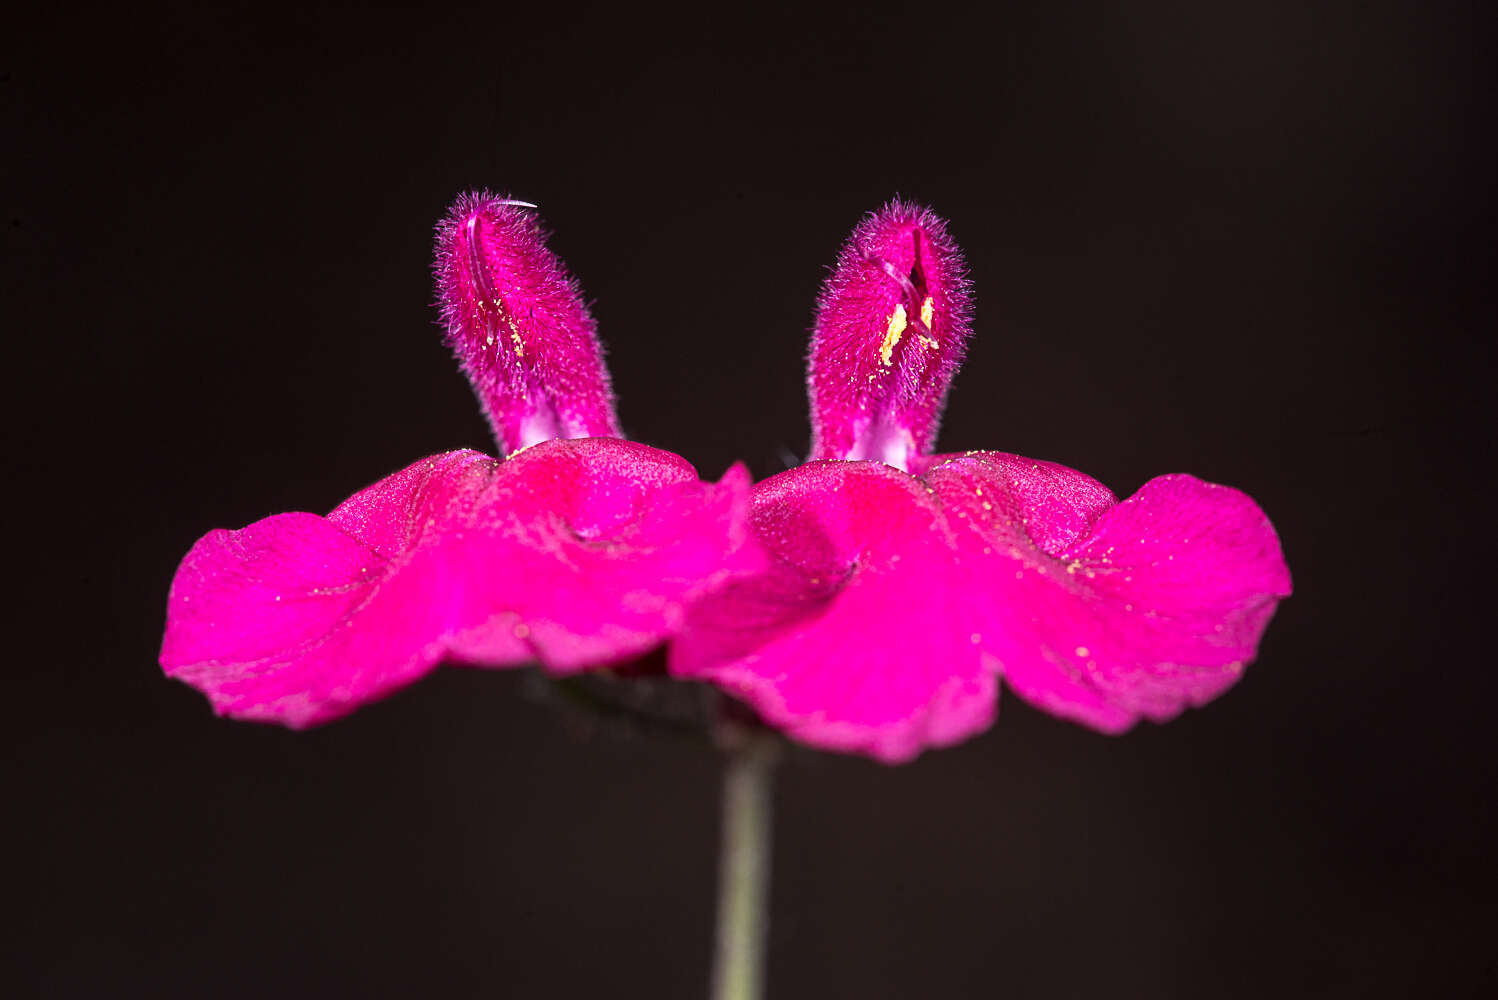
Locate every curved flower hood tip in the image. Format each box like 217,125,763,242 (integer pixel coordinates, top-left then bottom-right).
669,200,1292,763
160,193,757,727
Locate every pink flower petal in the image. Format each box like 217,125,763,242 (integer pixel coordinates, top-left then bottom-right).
673,452,1291,761
922,451,1292,732
161,440,756,726
456,439,761,672
671,462,996,763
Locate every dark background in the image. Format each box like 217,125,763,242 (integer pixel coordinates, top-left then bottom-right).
7,2,1493,997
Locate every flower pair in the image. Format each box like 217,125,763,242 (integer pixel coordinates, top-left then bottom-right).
161,193,1290,761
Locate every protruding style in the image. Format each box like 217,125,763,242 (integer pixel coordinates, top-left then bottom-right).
435,192,622,456
806,200,973,471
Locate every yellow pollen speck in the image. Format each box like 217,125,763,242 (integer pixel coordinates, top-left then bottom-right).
514,623,531,639
504,316,525,356
920,295,935,330
1075,645,1090,658
880,303,908,365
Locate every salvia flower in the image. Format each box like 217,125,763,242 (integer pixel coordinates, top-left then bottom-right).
669,200,1292,763
160,193,756,726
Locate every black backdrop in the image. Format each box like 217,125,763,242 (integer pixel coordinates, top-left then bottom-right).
8,3,1494,997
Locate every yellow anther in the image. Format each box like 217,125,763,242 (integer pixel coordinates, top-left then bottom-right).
880,303,908,366
920,295,934,329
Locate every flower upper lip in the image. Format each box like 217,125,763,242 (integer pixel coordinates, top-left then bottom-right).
435,192,622,456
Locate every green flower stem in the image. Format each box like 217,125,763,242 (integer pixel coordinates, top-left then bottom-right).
710,736,776,1000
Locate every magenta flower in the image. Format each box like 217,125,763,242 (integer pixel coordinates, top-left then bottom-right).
161,193,756,726
669,201,1292,763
